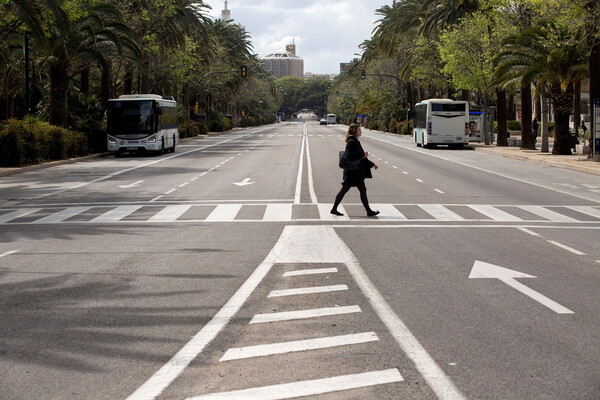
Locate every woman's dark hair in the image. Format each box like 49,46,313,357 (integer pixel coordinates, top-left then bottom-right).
345,123,360,142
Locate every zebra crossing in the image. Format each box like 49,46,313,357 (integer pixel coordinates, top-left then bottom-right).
1,203,599,224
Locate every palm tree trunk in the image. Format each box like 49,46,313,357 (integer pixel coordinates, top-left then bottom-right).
541,88,550,153
551,83,574,155
520,83,533,149
48,61,69,127
496,87,508,146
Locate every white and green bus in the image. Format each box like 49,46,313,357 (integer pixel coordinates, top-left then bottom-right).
107,94,178,156
413,99,469,149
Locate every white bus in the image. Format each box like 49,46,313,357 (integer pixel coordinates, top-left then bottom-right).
413,99,469,149
326,114,336,124
107,94,178,155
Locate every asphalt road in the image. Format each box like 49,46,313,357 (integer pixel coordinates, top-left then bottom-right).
1,120,599,400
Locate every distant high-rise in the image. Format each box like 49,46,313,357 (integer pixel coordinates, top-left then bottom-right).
263,45,304,79
221,1,231,20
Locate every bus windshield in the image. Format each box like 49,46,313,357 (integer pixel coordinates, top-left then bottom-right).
107,100,155,135
431,103,466,112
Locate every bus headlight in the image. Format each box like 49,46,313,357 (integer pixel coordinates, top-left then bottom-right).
108,136,117,144
148,136,157,143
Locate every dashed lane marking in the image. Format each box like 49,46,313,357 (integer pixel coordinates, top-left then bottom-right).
219,332,379,362
184,369,404,400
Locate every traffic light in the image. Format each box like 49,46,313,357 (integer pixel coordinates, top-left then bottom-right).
336,91,340,97
361,70,366,79
241,65,247,77
271,87,276,94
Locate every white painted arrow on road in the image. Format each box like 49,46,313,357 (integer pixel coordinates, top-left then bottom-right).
233,177,254,186
119,180,144,189
469,260,574,314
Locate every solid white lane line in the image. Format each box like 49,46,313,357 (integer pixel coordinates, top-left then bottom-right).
294,131,306,204
0,209,41,224
304,124,318,204
283,267,338,277
249,305,361,324
268,284,348,298
205,204,242,221
519,205,578,222
185,369,403,400
90,205,142,223
546,240,586,255
32,207,92,224
219,332,379,361
148,205,192,222
0,250,20,258
263,204,293,221
323,226,467,400
469,205,522,221
419,204,465,221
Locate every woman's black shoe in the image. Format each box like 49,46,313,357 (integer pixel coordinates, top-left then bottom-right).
367,210,380,217
330,210,344,216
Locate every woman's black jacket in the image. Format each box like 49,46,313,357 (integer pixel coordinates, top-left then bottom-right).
342,136,375,186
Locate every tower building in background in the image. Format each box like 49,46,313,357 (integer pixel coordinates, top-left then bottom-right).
221,1,231,20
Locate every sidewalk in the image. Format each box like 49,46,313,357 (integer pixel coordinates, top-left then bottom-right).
470,142,600,176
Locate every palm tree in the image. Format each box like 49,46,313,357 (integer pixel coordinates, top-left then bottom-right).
495,22,588,155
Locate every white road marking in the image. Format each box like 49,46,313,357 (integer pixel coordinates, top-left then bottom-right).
519,205,578,222
304,123,318,204
185,369,403,400
283,267,338,277
419,204,465,221
32,207,91,224
416,178,424,183
205,204,243,221
434,189,445,194
0,250,20,258
0,209,41,223
268,284,348,298
89,205,142,223
371,204,407,220
470,205,522,221
569,206,600,219
518,227,541,237
322,226,467,400
263,204,293,221
148,205,192,222
219,332,378,361
318,204,350,220
249,305,361,324
294,130,306,204
470,260,574,314
546,240,586,255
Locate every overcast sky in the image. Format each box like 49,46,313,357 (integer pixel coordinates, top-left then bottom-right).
202,0,389,74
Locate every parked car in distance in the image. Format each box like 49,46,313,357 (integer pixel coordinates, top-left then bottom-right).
320,118,327,125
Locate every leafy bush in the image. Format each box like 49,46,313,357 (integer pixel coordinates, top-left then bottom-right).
507,120,521,131
179,121,207,137
0,119,87,167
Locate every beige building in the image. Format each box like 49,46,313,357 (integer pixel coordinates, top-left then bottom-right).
263,45,304,79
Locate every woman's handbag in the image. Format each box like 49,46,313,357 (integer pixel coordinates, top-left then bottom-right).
339,150,360,170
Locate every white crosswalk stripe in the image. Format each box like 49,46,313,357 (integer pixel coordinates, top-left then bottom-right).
1,204,598,224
